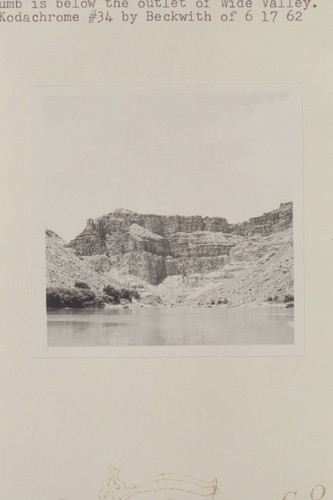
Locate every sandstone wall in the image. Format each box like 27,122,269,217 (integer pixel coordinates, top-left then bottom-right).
68,203,293,285
233,202,293,236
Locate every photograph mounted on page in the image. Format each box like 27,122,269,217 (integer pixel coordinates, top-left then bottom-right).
31,85,304,356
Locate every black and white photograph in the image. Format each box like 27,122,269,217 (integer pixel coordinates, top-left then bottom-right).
31,85,303,356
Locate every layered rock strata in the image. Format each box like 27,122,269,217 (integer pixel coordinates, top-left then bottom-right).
67,203,293,285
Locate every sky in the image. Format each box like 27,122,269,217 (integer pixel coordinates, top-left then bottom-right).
32,86,302,241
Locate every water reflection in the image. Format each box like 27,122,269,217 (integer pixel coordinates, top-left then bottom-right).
47,306,294,347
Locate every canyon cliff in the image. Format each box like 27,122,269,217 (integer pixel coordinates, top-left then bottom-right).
46,202,293,307
68,203,293,285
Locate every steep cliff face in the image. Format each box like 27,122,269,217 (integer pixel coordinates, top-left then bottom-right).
68,203,293,285
69,209,232,258
234,202,293,236
46,203,294,306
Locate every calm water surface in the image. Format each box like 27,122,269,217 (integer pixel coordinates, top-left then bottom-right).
47,306,294,347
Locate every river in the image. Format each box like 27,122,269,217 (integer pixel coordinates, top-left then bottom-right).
47,306,294,347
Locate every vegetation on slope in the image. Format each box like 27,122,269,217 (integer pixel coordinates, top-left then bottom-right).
46,230,143,309
46,281,141,309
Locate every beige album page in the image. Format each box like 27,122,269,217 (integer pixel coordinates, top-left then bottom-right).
0,1,332,500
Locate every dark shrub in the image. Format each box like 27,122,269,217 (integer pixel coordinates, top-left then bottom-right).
46,287,97,308
46,288,63,308
120,288,132,301
103,294,120,305
103,285,140,304
103,285,117,296
103,285,121,304
284,294,294,303
131,290,140,300
74,281,90,289
76,289,96,306
46,285,140,309
267,296,273,302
